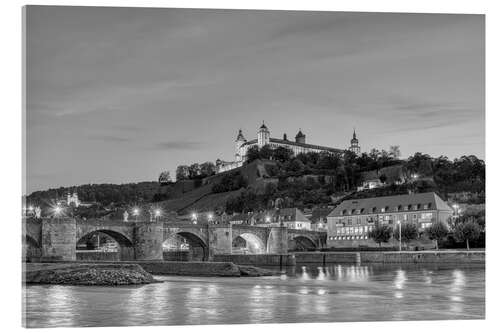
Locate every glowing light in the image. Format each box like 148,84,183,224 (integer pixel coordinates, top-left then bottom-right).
265,216,271,223
133,208,140,216
155,209,161,217
53,206,62,216
208,213,213,220
191,212,197,220
28,206,34,211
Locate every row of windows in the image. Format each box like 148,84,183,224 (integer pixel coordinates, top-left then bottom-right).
336,225,374,235
329,236,369,241
334,213,434,226
340,203,433,216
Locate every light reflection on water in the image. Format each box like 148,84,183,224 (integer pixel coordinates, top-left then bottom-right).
24,264,485,328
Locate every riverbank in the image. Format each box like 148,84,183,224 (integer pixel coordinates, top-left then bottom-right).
24,261,279,285
294,250,485,264
24,263,157,285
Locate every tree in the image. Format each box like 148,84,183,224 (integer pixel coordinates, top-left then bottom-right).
175,165,190,181
246,146,260,163
453,221,481,250
188,163,201,179
368,225,392,247
389,145,401,159
200,162,216,177
158,171,171,185
273,146,294,163
426,221,449,250
259,145,273,160
379,174,387,184
394,222,419,248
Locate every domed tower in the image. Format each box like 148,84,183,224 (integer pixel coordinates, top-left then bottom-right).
257,121,270,147
235,129,247,162
295,129,306,144
349,129,361,155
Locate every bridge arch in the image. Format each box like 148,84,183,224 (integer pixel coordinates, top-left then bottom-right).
288,235,317,251
232,232,266,254
76,229,135,261
163,231,209,261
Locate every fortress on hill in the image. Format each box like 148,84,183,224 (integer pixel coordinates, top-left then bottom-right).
216,122,361,173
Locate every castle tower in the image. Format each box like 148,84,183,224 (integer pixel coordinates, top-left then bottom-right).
349,129,361,155
235,129,247,162
295,129,306,144
257,121,270,148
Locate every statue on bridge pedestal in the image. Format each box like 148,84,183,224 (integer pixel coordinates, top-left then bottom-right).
123,210,129,222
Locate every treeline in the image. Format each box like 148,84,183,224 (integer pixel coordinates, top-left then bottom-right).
26,182,166,208
175,162,216,181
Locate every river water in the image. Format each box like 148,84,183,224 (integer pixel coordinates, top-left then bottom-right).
23,263,484,328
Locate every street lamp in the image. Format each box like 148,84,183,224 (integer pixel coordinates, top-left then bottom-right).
54,206,63,217
155,209,161,222
265,215,271,223
191,212,197,224
133,208,140,222
397,220,402,252
207,213,214,224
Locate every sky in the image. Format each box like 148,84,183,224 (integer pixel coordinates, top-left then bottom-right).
25,6,485,194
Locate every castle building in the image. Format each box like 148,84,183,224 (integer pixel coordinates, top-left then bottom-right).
216,122,360,173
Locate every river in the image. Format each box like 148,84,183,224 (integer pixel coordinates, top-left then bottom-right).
23,263,484,328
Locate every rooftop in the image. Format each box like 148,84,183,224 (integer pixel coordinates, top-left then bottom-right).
328,192,452,217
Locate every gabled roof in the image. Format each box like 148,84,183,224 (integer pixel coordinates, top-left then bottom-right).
328,192,452,217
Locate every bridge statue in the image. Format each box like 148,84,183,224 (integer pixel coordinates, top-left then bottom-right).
123,211,129,222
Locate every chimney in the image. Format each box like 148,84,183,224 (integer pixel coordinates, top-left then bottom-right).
283,133,287,141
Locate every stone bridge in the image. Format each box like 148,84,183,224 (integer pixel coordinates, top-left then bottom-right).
22,218,326,261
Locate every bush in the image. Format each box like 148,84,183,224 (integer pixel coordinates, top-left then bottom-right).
368,225,392,247
212,172,248,193
426,221,449,249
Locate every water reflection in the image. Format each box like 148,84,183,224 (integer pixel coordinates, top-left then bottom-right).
393,269,407,299
24,263,485,328
449,269,466,313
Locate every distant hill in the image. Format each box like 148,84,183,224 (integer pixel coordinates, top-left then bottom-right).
26,182,167,208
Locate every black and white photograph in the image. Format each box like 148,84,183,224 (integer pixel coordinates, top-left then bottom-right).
19,3,487,329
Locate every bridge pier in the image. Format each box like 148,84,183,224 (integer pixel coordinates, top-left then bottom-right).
207,225,232,259
134,222,164,260
267,227,288,254
41,218,76,260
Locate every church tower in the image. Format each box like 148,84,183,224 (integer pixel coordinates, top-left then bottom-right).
235,129,246,162
257,121,270,148
295,129,306,144
349,129,361,155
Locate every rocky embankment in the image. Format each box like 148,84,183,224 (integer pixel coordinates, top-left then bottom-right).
24,263,157,285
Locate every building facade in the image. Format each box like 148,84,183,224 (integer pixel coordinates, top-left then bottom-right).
228,208,312,230
326,192,453,248
216,122,358,173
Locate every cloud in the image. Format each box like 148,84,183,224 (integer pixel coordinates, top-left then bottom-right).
153,141,204,150
89,135,131,142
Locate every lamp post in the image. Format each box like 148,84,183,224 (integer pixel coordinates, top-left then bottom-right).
155,209,161,222
54,205,63,218
133,208,140,222
397,220,402,252
191,212,197,225
208,213,214,224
